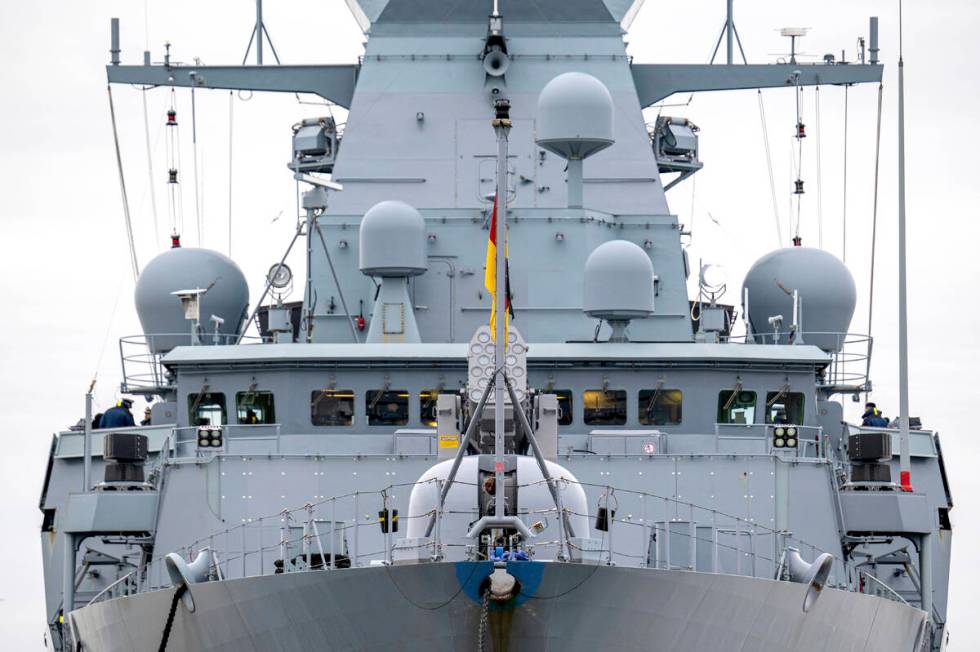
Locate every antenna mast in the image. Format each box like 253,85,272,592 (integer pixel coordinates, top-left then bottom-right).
896,1,912,492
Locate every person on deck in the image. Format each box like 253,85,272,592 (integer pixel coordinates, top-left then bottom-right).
861,402,889,428
100,398,136,428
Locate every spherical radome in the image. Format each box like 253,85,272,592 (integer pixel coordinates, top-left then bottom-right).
134,247,249,354
583,240,655,320
742,247,856,351
536,72,615,160
359,200,427,277
405,457,590,542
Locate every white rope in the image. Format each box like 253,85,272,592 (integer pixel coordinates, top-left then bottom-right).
228,91,234,256
815,85,823,248
757,90,783,247
192,86,202,246
107,85,140,280
842,85,849,262
864,82,884,385
141,89,161,245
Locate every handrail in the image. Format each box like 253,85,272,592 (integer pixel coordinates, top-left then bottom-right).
86,569,136,606
860,570,911,606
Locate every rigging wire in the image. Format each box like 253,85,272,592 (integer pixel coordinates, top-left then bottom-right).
107,85,140,281
842,84,850,262
141,90,161,245
165,88,184,237
757,90,783,247
864,82,884,394
228,91,234,257
792,83,805,241
815,85,824,248
191,86,202,246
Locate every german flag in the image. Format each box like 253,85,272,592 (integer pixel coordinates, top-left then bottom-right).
485,195,514,342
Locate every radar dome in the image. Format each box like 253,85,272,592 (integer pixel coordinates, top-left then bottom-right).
742,247,856,352
134,247,249,354
359,200,427,277
536,72,614,160
583,240,655,320
404,456,590,544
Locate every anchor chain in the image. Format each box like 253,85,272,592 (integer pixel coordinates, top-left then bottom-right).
477,586,491,651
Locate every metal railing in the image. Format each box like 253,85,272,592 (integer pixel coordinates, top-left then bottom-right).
714,423,825,458
119,333,264,393
113,476,850,602
724,331,872,391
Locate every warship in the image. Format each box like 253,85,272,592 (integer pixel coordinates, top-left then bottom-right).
38,1,952,650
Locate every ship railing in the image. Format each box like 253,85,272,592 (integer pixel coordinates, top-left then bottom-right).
137,478,479,592
714,423,825,458
169,423,284,457
858,570,911,606
134,477,854,596
724,331,872,392
85,569,139,606
118,333,265,394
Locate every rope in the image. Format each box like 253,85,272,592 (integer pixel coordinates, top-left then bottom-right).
157,584,187,652
842,84,849,262
793,83,805,240
815,85,823,248
757,90,783,247
107,85,140,280
191,86,202,246
228,91,234,256
864,83,884,394
141,89,161,245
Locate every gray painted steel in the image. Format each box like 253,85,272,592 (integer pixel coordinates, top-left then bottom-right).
70,563,927,651
39,3,952,650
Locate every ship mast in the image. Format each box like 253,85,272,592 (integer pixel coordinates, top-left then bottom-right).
896,0,912,493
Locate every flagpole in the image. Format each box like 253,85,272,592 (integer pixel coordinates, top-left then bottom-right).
492,99,512,520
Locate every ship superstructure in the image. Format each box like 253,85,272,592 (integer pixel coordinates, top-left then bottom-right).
38,2,951,650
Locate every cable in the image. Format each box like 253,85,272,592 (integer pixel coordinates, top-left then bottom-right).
107,85,140,280
141,89,161,245
864,83,884,396
815,85,823,248
191,86,202,246
228,91,234,256
842,84,849,262
757,90,783,247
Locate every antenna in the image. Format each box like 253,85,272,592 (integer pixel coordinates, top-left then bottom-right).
896,1,912,494
779,27,810,64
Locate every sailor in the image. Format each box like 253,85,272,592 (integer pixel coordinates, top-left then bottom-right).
140,406,152,426
100,398,136,428
861,402,889,428
245,408,259,425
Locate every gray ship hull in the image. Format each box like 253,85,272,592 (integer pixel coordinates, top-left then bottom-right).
70,562,927,651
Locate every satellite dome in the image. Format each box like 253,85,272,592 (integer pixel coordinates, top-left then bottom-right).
359,200,427,277
742,247,856,351
583,240,655,320
536,72,615,160
404,456,590,544
134,247,249,354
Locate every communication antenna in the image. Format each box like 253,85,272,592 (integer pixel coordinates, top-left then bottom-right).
779,27,810,64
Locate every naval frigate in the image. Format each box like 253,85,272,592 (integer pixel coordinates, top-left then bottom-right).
38,1,951,650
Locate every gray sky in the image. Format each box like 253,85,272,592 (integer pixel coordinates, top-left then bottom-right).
1,0,977,648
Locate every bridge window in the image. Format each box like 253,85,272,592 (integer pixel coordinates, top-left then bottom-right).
584,389,627,426
717,390,757,425
311,390,354,426
766,392,805,425
553,390,574,426
236,391,275,425
188,392,227,427
366,390,409,426
638,389,683,425
419,389,441,427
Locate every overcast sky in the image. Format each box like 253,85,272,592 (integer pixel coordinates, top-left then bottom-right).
1,0,977,649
